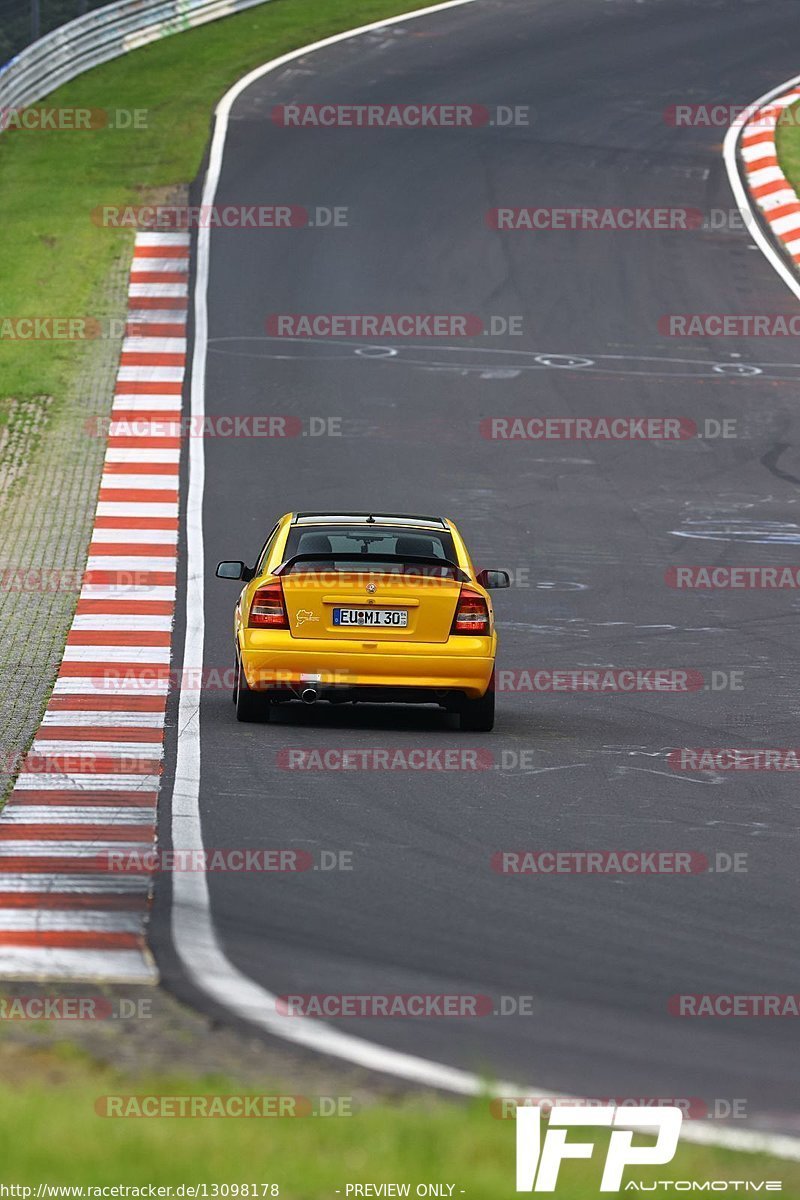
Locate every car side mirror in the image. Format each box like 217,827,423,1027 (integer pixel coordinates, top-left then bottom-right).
216,561,253,581
477,569,511,590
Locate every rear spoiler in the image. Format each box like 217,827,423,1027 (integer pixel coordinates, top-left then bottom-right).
274,553,470,583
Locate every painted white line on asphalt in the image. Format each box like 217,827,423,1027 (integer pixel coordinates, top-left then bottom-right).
129,282,187,297
89,525,179,540
13,773,161,791
52,678,169,695
771,212,800,236
127,311,188,326
118,367,185,383
747,165,785,187
78,589,176,603
95,502,179,519
85,554,176,570
0,947,156,982
0,874,149,892
108,426,180,439
70,614,175,631
123,337,187,353
111,397,183,411
136,232,190,247
41,709,167,727
0,842,153,857
0,911,145,932
129,260,188,274
62,646,172,663
168,0,800,1160
30,740,163,758
1,808,156,825
741,143,775,163
99,477,179,492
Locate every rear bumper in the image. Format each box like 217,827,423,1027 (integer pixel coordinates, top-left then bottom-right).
239,633,495,699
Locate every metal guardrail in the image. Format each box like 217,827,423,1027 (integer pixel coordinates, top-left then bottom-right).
0,1,110,70
0,0,272,114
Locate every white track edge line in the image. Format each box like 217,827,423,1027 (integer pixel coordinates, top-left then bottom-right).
170,2,800,1159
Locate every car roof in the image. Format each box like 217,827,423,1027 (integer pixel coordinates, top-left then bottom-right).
292,512,448,531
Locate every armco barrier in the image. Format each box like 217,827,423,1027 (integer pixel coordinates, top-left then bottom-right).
0,0,272,115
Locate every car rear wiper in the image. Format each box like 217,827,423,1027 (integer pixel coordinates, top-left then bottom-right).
274,553,470,582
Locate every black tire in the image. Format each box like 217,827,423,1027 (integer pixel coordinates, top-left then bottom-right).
235,657,270,723
458,676,495,732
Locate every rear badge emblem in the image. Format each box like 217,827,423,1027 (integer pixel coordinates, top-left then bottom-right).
366,583,377,594
296,609,319,626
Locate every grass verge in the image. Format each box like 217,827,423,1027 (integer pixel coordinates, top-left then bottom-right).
0,1039,798,1195
775,100,800,195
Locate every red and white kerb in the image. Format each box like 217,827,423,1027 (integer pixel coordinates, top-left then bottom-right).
0,231,188,982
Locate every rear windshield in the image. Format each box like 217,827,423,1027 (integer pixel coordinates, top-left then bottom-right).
281,525,459,577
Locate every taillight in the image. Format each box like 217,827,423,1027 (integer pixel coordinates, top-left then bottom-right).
450,586,490,635
249,581,289,629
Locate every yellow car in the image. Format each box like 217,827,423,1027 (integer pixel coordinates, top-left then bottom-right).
216,511,509,730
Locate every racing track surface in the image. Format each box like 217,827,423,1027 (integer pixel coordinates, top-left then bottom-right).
157,0,800,1132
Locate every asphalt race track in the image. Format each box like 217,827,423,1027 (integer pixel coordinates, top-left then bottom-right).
157,0,800,1133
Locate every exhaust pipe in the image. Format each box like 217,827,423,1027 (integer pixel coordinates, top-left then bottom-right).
300,687,318,705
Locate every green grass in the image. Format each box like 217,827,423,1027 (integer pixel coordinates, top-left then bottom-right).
0,0,430,411
0,1043,798,1195
0,1036,796,1195
776,100,800,195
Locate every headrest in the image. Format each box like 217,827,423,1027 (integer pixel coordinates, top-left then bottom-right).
394,535,438,559
297,533,333,555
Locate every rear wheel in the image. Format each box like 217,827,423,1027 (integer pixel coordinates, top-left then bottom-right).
235,657,270,723
458,675,495,732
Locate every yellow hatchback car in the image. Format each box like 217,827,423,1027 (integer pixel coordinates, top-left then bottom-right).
216,512,509,730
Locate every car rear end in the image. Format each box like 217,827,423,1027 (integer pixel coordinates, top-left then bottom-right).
238,514,496,705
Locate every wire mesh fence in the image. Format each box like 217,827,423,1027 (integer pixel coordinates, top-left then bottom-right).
0,0,109,69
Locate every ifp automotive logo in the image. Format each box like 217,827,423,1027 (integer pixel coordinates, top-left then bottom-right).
515,1104,682,1192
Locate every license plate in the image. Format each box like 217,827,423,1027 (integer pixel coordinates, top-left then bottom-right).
333,608,408,628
